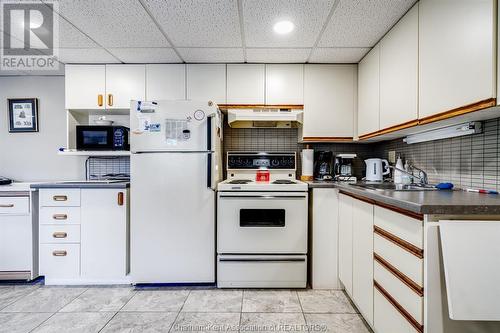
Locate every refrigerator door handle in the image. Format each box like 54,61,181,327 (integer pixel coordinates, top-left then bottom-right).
207,152,212,189
207,116,212,152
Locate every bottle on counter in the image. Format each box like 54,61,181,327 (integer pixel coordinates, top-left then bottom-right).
394,155,404,184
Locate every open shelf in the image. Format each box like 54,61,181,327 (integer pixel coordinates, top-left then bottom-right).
58,150,131,157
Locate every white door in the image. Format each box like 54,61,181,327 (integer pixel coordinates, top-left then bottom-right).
379,4,418,129
80,189,127,280
0,215,31,271
146,64,186,101
303,65,356,139
65,65,105,110
131,153,215,283
106,65,146,109
226,64,265,104
265,64,304,105
187,64,226,104
352,199,374,326
338,194,353,295
358,45,380,137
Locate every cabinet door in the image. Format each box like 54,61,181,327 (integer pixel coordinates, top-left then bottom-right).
187,64,226,104
105,65,146,109
65,65,105,110
146,64,186,100
303,65,356,139
358,45,380,136
0,215,31,271
81,189,127,279
352,199,374,326
265,64,304,105
227,64,265,104
338,194,353,296
380,4,418,129
419,0,495,118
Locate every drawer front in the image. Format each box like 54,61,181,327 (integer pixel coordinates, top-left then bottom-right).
39,243,80,278
40,225,80,244
374,233,423,287
374,206,423,248
0,197,29,215
40,189,81,207
40,207,81,225
374,287,421,333
374,260,423,325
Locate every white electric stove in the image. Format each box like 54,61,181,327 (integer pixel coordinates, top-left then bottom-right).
217,152,308,288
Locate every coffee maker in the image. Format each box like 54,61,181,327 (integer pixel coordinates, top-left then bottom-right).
314,151,334,180
334,153,357,181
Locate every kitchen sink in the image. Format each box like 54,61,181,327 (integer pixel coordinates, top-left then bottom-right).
349,182,437,191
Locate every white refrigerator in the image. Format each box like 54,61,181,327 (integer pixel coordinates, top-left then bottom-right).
130,100,222,283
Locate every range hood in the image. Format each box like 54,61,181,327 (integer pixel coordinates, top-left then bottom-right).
227,108,303,128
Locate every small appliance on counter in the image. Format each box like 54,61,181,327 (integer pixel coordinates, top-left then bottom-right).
334,153,357,182
314,151,334,180
0,176,12,185
76,125,129,151
365,158,390,181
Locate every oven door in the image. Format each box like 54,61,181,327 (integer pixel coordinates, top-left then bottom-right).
217,191,308,254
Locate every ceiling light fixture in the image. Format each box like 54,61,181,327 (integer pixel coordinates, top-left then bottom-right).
403,122,482,144
274,20,294,34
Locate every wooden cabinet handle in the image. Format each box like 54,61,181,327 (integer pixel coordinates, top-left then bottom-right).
52,250,67,256
53,195,67,202
98,94,103,107
108,93,113,106
118,192,124,206
53,232,67,238
53,214,68,220
0,204,14,208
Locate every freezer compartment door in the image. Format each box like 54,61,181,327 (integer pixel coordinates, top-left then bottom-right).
131,153,215,283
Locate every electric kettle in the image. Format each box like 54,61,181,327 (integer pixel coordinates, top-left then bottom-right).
364,158,390,181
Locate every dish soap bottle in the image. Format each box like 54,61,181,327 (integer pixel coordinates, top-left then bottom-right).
394,156,404,184
402,160,412,185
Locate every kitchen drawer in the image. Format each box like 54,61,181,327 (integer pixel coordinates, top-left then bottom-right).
0,197,29,215
374,286,421,333
40,225,80,244
374,260,423,325
374,206,423,248
374,232,423,287
39,243,80,279
40,189,80,207
40,207,81,225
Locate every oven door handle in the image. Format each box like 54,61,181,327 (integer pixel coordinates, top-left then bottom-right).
219,195,306,199
219,258,306,263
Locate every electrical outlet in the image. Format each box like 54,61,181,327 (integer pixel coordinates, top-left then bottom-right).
388,150,396,164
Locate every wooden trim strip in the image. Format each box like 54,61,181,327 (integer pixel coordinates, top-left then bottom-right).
374,253,423,297
418,98,496,125
374,225,423,259
338,190,424,221
302,137,354,142
359,119,419,140
374,280,424,333
217,104,304,110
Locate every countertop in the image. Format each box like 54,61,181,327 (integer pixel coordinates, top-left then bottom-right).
30,181,130,189
0,182,33,196
307,181,500,215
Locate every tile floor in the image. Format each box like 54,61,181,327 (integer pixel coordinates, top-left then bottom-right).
0,285,372,333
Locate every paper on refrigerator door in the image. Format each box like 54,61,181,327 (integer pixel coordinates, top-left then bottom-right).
136,101,157,113
165,119,190,145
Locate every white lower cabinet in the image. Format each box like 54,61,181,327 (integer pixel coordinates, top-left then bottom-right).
338,194,353,295
374,287,420,333
39,244,80,279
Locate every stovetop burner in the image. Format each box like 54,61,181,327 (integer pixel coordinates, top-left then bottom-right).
272,179,296,184
228,179,253,184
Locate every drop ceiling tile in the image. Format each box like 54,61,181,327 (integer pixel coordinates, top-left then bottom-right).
58,48,120,64
319,0,417,47
57,17,99,48
246,48,311,63
178,48,244,63
50,0,169,48
309,47,371,63
108,48,182,63
243,0,335,47
143,0,241,47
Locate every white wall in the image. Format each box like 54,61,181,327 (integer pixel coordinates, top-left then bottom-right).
0,76,85,181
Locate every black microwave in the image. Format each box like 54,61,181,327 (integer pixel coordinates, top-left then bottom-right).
76,125,129,151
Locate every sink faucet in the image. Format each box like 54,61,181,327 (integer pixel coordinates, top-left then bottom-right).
389,164,428,185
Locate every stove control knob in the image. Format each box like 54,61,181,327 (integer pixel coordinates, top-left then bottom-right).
271,159,280,167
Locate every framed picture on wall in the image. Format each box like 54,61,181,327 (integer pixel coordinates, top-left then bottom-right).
8,98,39,133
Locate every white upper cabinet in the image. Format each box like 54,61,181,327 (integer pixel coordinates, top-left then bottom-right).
380,4,418,129
105,65,145,109
419,0,496,119
146,64,186,101
226,64,265,104
65,65,105,110
358,45,380,137
302,64,357,139
265,64,304,105
187,64,226,104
